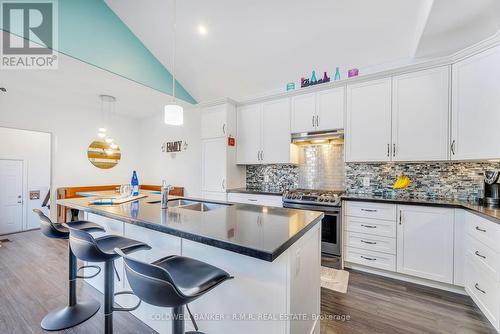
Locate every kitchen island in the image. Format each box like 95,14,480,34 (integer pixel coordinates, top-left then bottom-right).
58,193,323,334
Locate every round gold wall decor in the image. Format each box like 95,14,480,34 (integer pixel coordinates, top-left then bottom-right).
87,140,121,169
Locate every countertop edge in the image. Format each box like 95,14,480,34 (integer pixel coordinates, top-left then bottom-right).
58,200,320,262
341,196,500,225
226,188,283,196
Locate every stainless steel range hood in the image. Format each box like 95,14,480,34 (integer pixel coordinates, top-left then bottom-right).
291,129,344,145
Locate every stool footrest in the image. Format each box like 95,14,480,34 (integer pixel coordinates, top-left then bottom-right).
112,291,142,312
76,265,101,279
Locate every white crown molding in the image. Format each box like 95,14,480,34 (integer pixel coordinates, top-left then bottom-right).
195,97,237,108
206,30,500,107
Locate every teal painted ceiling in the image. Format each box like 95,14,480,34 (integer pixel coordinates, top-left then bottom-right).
2,0,196,104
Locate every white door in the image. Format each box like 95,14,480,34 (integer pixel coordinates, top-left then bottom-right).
316,87,345,131
397,205,454,284
392,67,450,161
0,160,24,235
452,45,500,160
202,138,227,193
261,98,292,164
236,104,262,164
200,104,227,139
291,92,316,133
346,78,392,162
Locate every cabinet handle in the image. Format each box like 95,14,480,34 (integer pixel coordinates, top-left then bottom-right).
475,283,486,294
399,210,402,225
261,150,264,161
475,226,486,232
360,255,376,261
248,199,258,202
222,124,226,134
222,179,225,190
475,251,486,259
360,224,377,229
316,115,319,127
393,144,396,157
451,140,456,155
312,115,315,127
361,208,377,212
387,144,390,157
361,240,377,245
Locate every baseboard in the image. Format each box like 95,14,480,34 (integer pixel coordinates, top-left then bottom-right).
345,262,467,295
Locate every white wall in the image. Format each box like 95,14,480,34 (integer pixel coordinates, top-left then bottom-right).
0,127,51,230
138,107,202,197
0,88,142,219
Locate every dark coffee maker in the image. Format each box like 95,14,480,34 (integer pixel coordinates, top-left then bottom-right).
482,171,500,207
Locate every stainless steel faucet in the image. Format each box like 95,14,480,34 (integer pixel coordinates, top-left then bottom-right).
161,181,173,209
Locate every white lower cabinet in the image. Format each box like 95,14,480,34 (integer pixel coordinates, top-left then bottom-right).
396,205,454,284
344,201,500,332
227,192,283,208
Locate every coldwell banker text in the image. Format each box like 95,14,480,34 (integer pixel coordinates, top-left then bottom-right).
1,0,58,69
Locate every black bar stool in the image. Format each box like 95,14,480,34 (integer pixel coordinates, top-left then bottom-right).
115,248,233,334
64,225,151,334
33,209,105,331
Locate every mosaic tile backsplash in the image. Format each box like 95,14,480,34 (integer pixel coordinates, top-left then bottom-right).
346,162,500,200
246,143,345,192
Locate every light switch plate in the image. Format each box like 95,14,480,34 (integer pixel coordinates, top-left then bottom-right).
362,177,370,187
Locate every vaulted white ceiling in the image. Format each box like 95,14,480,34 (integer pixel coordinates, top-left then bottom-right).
106,0,500,104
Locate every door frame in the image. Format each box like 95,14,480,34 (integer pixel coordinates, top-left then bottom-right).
0,125,53,230
0,158,25,234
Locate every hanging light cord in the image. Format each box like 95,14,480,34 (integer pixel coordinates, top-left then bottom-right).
172,0,177,103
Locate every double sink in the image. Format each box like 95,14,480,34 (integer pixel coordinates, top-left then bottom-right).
148,199,228,212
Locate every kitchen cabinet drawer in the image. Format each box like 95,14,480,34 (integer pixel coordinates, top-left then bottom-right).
466,235,500,282
465,211,500,253
227,193,282,208
344,201,396,221
465,255,500,331
345,216,396,238
345,246,396,272
346,231,396,255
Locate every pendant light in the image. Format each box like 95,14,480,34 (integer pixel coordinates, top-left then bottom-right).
164,0,183,126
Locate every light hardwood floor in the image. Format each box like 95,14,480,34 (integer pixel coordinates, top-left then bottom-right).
0,230,496,334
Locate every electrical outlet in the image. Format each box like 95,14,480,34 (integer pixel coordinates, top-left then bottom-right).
362,177,370,187
264,174,270,183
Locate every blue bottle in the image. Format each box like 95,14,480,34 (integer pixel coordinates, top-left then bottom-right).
131,171,139,196
311,70,317,83
334,67,341,81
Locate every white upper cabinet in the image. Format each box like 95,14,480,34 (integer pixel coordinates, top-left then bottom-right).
291,92,316,133
236,103,262,164
396,205,455,284
291,87,345,133
346,78,392,162
392,67,450,161
261,98,292,164
202,138,227,193
237,99,295,165
452,45,500,160
201,104,229,139
316,87,345,131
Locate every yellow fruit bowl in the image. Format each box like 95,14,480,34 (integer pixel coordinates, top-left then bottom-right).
393,175,411,189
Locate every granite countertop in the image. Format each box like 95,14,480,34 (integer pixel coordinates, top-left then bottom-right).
58,194,323,262
342,194,500,224
227,187,284,196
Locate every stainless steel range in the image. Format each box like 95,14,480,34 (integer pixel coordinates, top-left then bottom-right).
282,189,342,256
